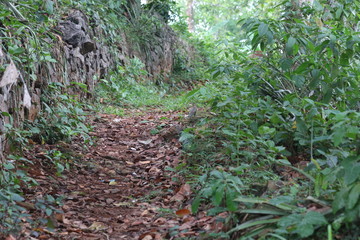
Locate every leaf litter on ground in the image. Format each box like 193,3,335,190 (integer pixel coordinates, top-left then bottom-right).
16,109,226,240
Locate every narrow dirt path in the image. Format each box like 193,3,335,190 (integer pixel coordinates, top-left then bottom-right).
67,110,186,240
21,109,227,240
22,109,193,239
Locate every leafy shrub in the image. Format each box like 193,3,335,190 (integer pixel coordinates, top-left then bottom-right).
185,0,360,238
25,82,92,145
0,155,62,236
97,57,170,107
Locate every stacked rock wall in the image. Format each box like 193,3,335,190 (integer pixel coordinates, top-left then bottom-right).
0,9,181,160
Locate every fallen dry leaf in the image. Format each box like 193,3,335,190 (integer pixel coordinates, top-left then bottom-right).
139,160,151,165
72,221,88,230
170,183,191,201
141,235,153,240
178,222,192,231
5,235,16,240
88,222,108,231
138,139,153,145
19,110,206,239
175,209,191,217
109,180,117,185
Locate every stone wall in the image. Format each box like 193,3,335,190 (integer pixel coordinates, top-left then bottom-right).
0,9,182,160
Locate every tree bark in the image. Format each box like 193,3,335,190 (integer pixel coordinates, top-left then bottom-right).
186,0,195,32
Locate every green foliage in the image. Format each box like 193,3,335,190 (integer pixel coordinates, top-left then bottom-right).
192,169,242,214
25,82,92,145
0,155,34,235
0,3,91,235
229,195,329,239
97,57,162,106
44,149,70,176
239,1,360,107
96,57,191,110
183,0,360,239
144,0,177,23
0,155,62,236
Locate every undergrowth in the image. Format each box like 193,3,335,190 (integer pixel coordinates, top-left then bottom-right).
0,81,90,237
177,1,360,238
95,56,203,112
3,0,359,239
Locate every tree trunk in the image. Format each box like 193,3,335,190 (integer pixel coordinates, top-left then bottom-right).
186,0,195,32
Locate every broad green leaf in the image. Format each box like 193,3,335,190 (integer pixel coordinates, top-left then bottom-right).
45,0,54,14
326,155,338,167
9,46,25,55
214,184,225,206
208,206,228,216
277,159,291,165
308,69,321,89
260,41,266,51
46,195,55,202
297,223,314,237
344,164,360,185
286,107,302,116
332,215,345,231
335,6,343,19
333,189,347,213
251,34,261,50
303,211,327,225
278,214,300,227
345,126,359,139
217,97,234,107
266,233,287,240
258,125,275,135
203,187,213,198
184,88,200,98
199,174,207,184
292,75,305,88
10,192,25,202
179,132,194,142
295,61,312,74
347,183,360,209
322,88,333,104
225,190,237,212
279,58,293,71
313,135,331,142
258,23,268,37
340,52,350,66
269,196,294,205
286,37,296,55
313,0,324,11
46,208,53,216
332,126,346,146
210,170,223,179
228,217,280,234
235,197,268,204
191,194,202,214
266,31,274,44
240,208,288,215
4,163,15,170
296,118,307,135
311,69,321,80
